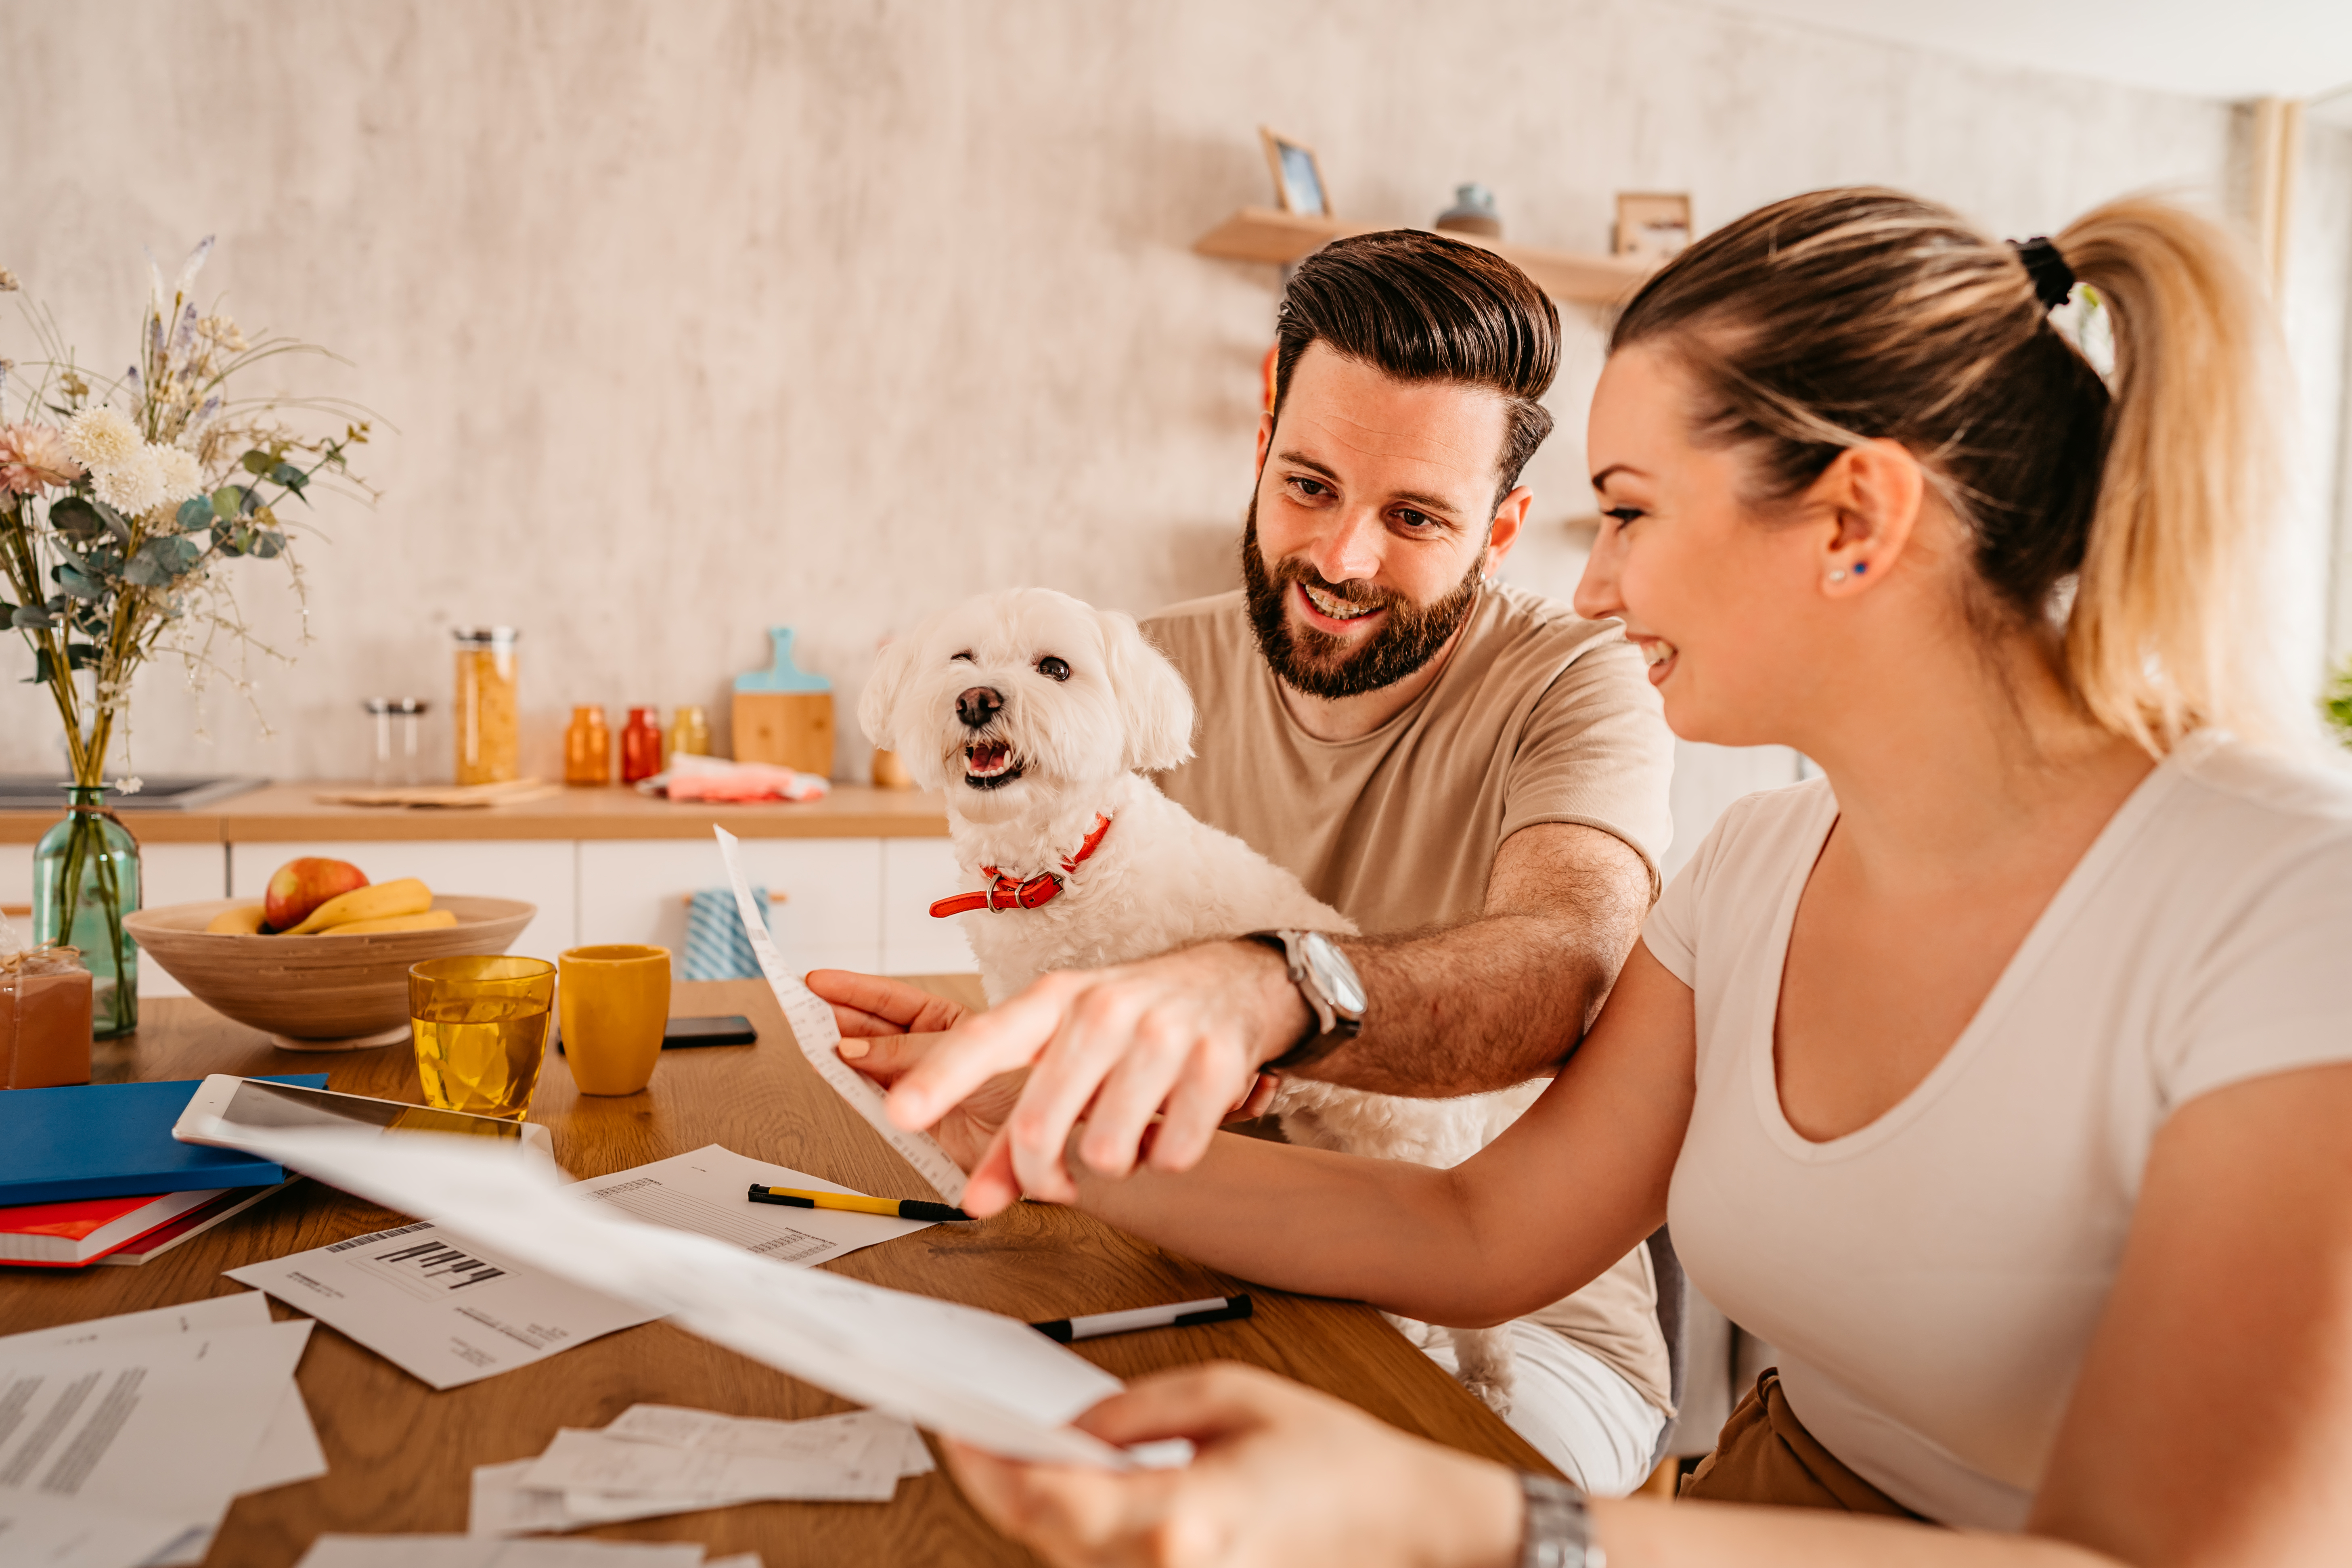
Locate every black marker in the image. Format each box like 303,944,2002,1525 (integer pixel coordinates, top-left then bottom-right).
1030,1294,1253,1343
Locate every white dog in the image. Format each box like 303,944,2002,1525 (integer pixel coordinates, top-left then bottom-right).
861,586,1535,1411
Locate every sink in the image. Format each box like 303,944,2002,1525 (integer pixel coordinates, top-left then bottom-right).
0,775,269,812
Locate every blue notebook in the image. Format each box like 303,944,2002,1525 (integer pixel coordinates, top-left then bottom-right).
0,1074,328,1207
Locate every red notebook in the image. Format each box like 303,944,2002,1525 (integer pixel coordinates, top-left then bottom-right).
0,1189,227,1266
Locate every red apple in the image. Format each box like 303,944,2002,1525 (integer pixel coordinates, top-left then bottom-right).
264,857,369,932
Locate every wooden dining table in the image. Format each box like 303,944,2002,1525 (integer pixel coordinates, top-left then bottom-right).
0,979,1552,1566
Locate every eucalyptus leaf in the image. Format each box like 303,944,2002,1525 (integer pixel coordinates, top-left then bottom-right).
10,605,55,630
65,642,102,671
91,498,131,542
49,496,106,541
55,564,106,601
249,529,287,559
176,496,213,531
268,462,308,494
240,450,272,475
25,647,54,685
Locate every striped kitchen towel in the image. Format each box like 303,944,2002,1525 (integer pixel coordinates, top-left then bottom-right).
681,887,776,982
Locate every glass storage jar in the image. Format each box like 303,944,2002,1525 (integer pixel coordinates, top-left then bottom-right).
452,627,521,785
564,705,613,785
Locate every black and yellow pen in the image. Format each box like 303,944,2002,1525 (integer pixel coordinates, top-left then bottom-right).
746,1183,974,1223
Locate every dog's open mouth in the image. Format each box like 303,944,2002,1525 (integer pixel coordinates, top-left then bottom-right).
963,741,1024,789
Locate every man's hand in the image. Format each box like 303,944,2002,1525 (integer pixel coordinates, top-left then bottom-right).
942,1362,1523,1568
882,942,1311,1215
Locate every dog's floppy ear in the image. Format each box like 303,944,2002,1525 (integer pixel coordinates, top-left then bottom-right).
857,636,922,752
1097,609,1195,773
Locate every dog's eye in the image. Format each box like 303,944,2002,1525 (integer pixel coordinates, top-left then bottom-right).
1036,655,1071,682
951,650,974,663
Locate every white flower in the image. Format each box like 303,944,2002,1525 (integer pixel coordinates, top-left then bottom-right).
91,447,166,516
152,445,204,505
64,406,141,473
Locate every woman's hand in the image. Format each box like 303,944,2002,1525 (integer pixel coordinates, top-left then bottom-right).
806,969,971,1037
942,1363,1524,1568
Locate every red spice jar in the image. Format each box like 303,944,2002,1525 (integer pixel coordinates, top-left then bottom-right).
620,707,665,785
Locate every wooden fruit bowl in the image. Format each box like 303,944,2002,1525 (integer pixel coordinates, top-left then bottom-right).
124,896,537,1052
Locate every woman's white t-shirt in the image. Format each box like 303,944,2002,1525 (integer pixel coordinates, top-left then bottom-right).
1649,733,2352,1529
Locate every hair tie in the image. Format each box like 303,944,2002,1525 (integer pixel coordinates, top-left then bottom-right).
2009,236,2075,311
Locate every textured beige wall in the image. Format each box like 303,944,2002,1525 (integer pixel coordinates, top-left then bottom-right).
0,0,2316,782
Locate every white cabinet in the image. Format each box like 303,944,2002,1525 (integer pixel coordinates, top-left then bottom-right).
229,839,578,963
880,838,976,976
577,839,884,976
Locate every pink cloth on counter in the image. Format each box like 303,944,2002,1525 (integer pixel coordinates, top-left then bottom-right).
651,755,830,803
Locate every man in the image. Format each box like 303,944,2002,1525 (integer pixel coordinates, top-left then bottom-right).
813,230,1676,1491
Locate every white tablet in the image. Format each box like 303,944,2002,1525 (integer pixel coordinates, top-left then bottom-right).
173,1074,554,1155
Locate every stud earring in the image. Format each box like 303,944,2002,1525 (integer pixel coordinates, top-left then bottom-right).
1853,561,1868,576
1828,567,1849,584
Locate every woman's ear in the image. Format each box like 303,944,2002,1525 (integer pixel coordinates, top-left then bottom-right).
857,636,921,752
1097,610,1195,773
1812,438,1925,594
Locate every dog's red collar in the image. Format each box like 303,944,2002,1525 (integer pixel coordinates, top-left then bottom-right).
929,814,1113,918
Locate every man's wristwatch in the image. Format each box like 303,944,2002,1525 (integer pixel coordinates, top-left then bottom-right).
1518,1473,1603,1568
1242,929,1365,1072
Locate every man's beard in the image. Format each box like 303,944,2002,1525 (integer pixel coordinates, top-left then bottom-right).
1241,502,1484,701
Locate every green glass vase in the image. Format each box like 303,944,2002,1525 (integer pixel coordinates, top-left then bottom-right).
33,785,141,1038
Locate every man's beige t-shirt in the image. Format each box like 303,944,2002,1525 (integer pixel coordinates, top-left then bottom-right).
1142,582,1680,1413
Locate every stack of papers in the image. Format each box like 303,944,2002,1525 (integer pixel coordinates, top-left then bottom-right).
297,1539,758,1567
0,1291,325,1568
190,1119,1185,1469
224,1146,936,1390
472,1403,934,1534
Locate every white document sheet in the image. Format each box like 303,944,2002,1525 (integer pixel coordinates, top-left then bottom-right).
570,1145,930,1263
605,1403,929,1476
0,1317,312,1568
519,1426,892,1503
225,1219,660,1392
711,825,967,1205
187,1120,1149,1467
295,1538,706,1567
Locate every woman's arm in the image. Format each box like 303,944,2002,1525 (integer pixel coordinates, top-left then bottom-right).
1063,940,1699,1327
945,1069,2352,1568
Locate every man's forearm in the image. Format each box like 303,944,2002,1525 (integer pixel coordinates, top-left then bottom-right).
1300,910,1622,1097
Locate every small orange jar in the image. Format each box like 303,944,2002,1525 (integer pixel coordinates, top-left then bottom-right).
564,705,612,785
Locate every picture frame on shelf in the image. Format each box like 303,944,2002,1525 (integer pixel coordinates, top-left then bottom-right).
1259,126,1332,218
1614,192,1693,261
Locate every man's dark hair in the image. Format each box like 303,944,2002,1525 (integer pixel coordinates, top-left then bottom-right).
1272,230,1561,509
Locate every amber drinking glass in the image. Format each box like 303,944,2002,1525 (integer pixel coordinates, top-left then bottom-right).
408,955,555,1118
564,704,612,785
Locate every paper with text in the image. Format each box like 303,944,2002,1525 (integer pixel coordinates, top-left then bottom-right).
0,1317,310,1567
712,825,967,1204
571,1145,930,1263
226,1220,658,1391
191,1120,1141,1466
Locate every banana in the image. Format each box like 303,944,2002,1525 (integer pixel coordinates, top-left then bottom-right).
205,903,270,935
285,877,434,935
321,909,459,937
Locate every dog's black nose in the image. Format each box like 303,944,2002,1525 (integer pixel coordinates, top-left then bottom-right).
956,687,1004,729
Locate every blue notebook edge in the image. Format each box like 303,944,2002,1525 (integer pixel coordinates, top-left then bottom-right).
1,1073,329,1208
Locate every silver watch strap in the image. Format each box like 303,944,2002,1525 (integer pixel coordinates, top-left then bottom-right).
1518,1472,1602,1568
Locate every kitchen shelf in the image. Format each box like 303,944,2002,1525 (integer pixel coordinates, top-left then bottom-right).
1192,206,1657,306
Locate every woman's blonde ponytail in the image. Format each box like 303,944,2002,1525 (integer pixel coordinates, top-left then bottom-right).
2057,199,2293,752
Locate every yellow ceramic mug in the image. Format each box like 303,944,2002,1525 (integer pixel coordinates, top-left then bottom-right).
557,944,671,1095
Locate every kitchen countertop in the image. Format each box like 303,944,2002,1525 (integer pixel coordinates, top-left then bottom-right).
0,781,951,844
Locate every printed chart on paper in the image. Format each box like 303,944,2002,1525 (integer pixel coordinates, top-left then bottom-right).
712,826,967,1204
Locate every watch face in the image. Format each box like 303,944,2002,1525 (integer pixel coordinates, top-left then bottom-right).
1300,931,1366,1015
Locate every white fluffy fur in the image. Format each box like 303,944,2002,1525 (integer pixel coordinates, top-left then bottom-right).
862,586,1533,1411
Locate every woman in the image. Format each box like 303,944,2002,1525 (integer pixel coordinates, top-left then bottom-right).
852,188,2352,1566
